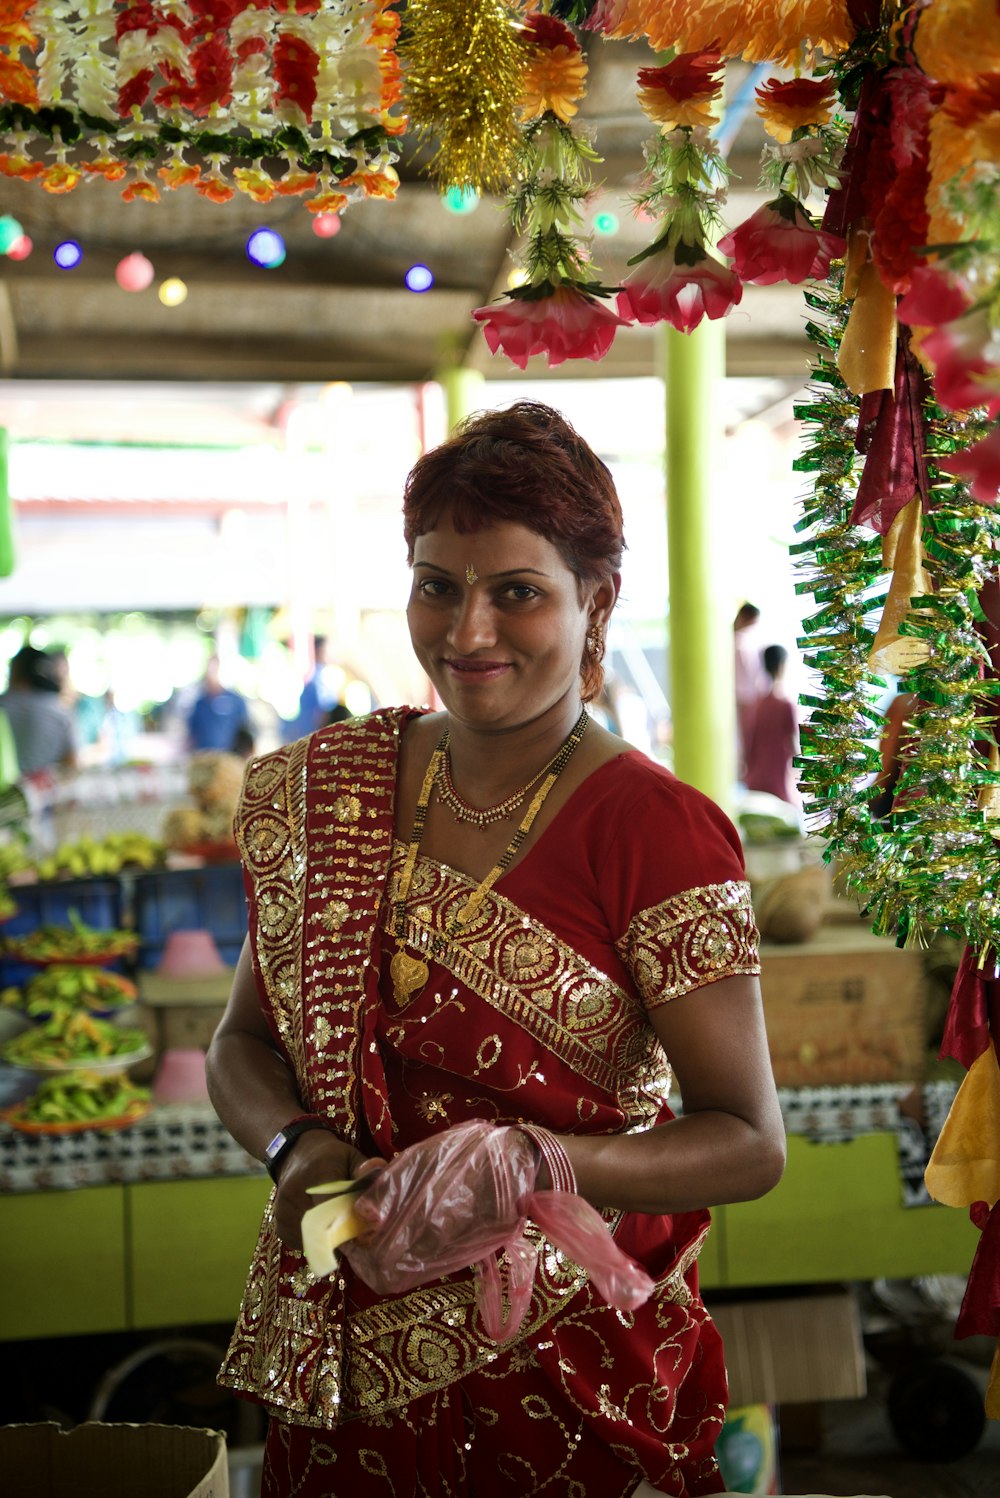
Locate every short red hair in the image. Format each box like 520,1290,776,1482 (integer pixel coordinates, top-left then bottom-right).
402,401,625,701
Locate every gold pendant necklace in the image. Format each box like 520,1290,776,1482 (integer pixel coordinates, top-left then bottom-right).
389,710,589,1008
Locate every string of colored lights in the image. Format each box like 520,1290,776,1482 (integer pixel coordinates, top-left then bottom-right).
0,181,627,301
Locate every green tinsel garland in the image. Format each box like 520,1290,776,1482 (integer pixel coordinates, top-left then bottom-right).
793,279,1000,951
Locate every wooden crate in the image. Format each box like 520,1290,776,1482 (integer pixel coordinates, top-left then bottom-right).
759,924,926,1087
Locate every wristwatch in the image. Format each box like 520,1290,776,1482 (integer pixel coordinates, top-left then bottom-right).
263,1116,335,1183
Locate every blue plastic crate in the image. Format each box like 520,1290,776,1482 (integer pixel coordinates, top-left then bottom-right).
132,864,248,969
0,877,127,986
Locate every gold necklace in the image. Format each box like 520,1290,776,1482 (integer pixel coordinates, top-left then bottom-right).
388,711,590,1008
436,709,589,829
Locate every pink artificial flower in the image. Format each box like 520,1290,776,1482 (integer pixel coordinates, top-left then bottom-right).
717,192,846,286
921,307,1000,419
896,264,972,329
938,426,1000,503
471,284,626,369
617,244,742,333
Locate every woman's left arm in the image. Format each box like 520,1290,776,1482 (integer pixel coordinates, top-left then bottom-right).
555,973,786,1214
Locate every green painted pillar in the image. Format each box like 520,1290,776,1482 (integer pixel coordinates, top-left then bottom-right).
659,322,735,811
438,364,485,434
0,428,14,578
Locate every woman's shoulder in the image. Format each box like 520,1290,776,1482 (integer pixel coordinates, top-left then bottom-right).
582,746,733,830
575,747,747,899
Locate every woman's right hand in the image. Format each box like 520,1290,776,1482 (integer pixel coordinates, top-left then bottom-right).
272,1129,384,1250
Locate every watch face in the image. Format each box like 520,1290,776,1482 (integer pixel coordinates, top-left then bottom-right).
265,1130,286,1162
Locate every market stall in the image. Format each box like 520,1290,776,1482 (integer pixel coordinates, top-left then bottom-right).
0,0,996,1476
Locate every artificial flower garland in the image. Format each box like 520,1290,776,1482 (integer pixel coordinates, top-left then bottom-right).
616,49,742,333
0,0,406,210
472,12,626,368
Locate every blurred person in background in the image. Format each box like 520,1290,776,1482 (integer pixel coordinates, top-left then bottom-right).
0,645,77,776
187,653,251,753
284,635,351,741
733,602,766,777
742,644,800,807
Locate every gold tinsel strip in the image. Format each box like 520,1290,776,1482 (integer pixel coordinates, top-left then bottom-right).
400,0,529,194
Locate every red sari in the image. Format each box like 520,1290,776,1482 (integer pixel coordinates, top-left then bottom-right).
220,711,760,1497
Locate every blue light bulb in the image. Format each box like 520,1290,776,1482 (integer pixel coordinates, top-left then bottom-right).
405,264,434,293
54,240,82,269
246,228,286,269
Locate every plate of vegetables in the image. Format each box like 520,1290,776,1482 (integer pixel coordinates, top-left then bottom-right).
0,1011,151,1073
2,966,139,1019
3,909,139,966
1,1070,151,1134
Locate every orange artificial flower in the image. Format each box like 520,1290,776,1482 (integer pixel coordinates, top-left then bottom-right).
121,178,160,203
636,49,724,130
341,165,399,199
196,175,235,203
944,72,1000,130
233,167,277,203
0,0,37,43
372,2,405,114
274,167,318,196
519,13,588,122
81,158,128,182
605,0,854,67
158,158,202,190
927,78,1000,242
914,0,1000,87
306,189,349,215
0,56,38,107
41,163,82,194
755,76,835,142
380,107,407,137
0,151,43,181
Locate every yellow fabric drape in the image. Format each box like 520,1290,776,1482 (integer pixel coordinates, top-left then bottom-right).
926,1044,1000,1210
838,259,898,395
925,1044,1000,1417
868,495,932,674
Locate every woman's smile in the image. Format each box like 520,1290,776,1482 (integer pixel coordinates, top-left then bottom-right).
444,657,513,682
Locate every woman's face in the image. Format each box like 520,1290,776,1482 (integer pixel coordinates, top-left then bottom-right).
407,515,615,731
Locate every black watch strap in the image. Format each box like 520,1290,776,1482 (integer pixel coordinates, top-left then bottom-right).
263,1116,335,1183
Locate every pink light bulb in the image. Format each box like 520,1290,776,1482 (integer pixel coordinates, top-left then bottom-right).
115,252,155,292
312,213,341,239
6,235,32,261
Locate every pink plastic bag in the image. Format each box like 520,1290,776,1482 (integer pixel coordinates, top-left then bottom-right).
342,1119,654,1342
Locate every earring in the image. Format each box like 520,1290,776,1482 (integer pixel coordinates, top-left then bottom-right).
466,564,479,585
587,624,605,660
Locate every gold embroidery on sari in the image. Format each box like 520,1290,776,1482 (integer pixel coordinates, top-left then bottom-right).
221,713,405,1429
335,1221,710,1420
385,843,667,1115
615,879,761,1008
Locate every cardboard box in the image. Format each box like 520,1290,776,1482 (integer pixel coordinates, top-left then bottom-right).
707,1286,866,1407
759,924,926,1087
0,1422,228,1498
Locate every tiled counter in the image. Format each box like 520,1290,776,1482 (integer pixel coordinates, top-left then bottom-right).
0,1084,980,1342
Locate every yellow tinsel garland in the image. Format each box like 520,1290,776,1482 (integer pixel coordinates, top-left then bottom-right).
400,0,528,193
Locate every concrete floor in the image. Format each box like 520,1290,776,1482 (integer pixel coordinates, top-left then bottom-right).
5,1301,996,1498
777,1362,999,1498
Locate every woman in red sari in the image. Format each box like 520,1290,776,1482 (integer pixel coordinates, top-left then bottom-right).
206,401,785,1497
